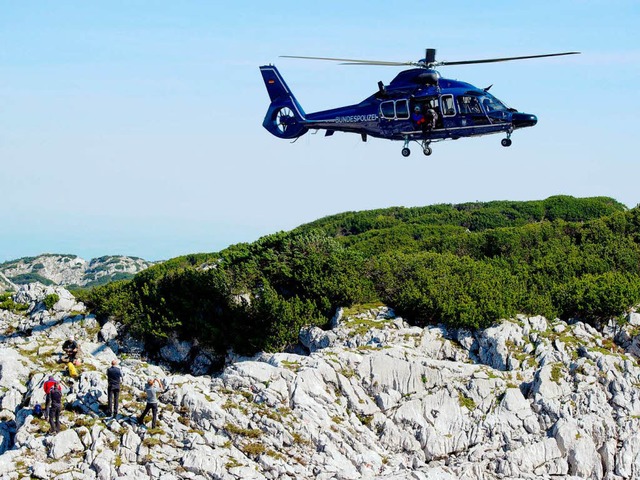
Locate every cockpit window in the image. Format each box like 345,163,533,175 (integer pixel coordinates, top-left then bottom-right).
481,94,508,113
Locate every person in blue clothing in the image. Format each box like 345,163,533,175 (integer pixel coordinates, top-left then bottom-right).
138,378,162,428
412,105,426,130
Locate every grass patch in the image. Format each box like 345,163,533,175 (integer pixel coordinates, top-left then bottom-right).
225,457,243,469
241,442,266,457
291,432,311,446
281,360,301,372
345,317,392,337
458,391,476,410
73,417,97,428
339,367,356,379
356,413,373,426
142,437,161,447
341,302,385,317
266,449,286,461
224,423,262,438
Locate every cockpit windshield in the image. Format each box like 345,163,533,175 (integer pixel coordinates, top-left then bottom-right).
481,94,508,113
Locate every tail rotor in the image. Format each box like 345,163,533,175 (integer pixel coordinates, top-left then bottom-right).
260,65,308,139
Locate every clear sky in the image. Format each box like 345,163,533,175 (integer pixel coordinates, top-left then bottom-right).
1,1,639,262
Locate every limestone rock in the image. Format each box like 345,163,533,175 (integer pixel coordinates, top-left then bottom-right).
2,289,640,480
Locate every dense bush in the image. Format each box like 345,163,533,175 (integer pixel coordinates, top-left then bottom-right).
85,230,376,354
86,196,640,356
368,252,523,329
0,292,29,313
43,293,60,310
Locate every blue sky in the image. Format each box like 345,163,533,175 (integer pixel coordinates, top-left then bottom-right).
1,1,639,262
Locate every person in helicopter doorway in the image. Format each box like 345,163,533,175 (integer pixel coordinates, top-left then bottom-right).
412,105,426,131
424,107,438,130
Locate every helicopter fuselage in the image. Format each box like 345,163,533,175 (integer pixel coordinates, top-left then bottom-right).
260,65,538,156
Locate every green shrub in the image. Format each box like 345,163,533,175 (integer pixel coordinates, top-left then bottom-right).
43,294,60,310
83,196,640,362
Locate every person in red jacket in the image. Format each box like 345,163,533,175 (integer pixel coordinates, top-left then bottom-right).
48,383,63,434
43,376,57,420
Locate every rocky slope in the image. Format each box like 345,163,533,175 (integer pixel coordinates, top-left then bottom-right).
0,254,155,290
0,273,14,293
1,286,640,479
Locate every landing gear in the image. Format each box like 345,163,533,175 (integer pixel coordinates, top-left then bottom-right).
401,137,411,157
501,129,513,147
401,138,434,157
422,140,432,156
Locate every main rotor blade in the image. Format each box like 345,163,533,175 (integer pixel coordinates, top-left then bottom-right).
437,51,580,67
280,55,417,66
340,61,417,66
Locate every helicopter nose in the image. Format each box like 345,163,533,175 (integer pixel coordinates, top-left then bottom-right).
512,112,538,128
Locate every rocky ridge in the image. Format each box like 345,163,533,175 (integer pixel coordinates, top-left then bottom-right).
0,254,155,290
1,286,640,479
0,274,14,293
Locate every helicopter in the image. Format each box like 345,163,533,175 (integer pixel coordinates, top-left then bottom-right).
259,49,579,156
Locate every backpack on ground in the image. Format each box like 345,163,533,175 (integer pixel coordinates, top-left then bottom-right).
67,362,79,378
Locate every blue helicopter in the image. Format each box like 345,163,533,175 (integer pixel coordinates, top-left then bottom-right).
259,49,579,156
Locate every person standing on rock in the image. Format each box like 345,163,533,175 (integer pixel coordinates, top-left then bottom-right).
138,378,162,429
106,359,122,417
43,375,57,420
48,383,63,434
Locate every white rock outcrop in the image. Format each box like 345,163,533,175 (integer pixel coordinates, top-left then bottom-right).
0,254,154,288
1,291,640,479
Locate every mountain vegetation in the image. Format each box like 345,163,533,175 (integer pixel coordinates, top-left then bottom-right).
81,195,640,356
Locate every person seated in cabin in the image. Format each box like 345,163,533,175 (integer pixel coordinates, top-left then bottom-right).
412,106,426,130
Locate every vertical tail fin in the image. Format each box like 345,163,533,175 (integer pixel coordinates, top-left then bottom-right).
259,65,308,139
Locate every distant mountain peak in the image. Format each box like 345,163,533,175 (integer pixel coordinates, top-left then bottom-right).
0,254,155,290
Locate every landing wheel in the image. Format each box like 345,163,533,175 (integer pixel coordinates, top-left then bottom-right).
423,146,432,156
401,147,411,157
501,138,512,147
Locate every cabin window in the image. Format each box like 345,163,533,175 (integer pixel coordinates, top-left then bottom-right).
381,101,395,119
395,100,409,119
380,100,410,120
441,95,455,117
